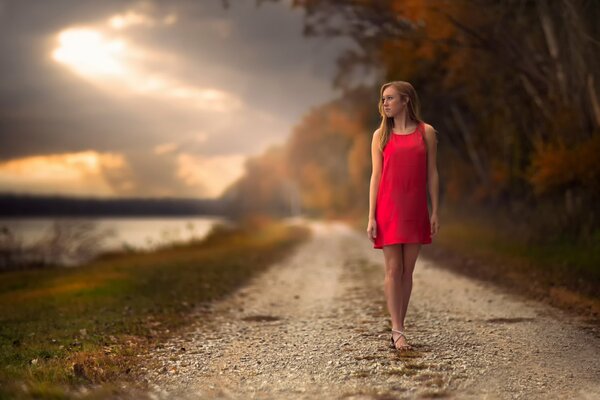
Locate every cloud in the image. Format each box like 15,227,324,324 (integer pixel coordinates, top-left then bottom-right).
0,151,135,197
108,10,177,30
175,152,246,198
153,142,178,155
51,25,245,112
0,0,353,198
0,148,245,198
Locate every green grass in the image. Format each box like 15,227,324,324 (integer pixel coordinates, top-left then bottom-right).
430,209,600,317
0,217,310,399
435,210,600,287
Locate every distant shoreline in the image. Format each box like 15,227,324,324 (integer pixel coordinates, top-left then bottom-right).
0,192,230,217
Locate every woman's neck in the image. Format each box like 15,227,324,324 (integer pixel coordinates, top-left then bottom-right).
392,114,414,132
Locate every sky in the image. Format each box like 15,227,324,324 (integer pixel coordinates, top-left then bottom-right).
0,0,353,199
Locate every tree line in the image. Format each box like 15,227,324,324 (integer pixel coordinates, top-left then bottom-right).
222,0,599,242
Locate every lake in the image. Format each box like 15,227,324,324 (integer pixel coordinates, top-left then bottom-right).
0,216,230,267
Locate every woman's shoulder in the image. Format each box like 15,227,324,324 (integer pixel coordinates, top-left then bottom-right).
421,121,438,135
420,121,438,144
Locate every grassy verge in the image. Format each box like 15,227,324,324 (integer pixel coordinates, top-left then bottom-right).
422,206,600,319
0,216,310,399
345,207,600,321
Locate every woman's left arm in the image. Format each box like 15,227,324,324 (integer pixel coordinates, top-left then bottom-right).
424,124,440,236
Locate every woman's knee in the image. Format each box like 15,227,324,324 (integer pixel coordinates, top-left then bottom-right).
385,259,403,279
401,269,414,282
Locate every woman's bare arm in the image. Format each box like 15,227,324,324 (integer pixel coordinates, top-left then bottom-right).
424,124,439,216
369,129,383,220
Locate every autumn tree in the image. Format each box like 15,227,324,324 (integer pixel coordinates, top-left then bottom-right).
264,0,600,238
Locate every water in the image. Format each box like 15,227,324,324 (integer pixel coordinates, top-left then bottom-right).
0,216,230,267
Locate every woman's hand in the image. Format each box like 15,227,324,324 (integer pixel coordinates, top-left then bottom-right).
430,212,440,237
367,218,377,242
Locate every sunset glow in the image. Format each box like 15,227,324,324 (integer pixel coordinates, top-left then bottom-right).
0,152,132,196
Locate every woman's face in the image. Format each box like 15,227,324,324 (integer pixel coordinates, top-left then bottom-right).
382,86,407,118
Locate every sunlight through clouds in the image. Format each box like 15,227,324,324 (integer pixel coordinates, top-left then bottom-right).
0,152,135,197
52,28,127,77
109,10,177,30
50,7,242,112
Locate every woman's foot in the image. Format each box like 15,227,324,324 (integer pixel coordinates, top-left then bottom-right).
391,329,413,350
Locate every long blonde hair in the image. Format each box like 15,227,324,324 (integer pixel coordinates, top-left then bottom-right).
378,81,422,151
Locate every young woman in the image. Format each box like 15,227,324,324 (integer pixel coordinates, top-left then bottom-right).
366,81,440,351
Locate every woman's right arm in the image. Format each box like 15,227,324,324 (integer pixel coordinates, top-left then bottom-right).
368,129,383,221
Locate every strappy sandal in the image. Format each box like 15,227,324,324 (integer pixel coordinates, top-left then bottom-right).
389,329,413,350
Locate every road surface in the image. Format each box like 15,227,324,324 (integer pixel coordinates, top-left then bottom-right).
132,219,600,400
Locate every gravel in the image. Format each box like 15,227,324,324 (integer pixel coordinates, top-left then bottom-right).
124,219,600,400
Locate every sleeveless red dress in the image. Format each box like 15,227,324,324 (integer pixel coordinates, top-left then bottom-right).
373,121,431,248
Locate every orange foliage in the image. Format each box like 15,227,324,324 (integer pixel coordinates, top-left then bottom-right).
299,162,335,212
489,158,510,197
285,92,372,216
222,88,373,218
347,133,371,192
391,0,460,41
528,134,600,195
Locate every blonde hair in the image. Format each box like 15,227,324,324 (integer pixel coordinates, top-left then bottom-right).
377,81,422,151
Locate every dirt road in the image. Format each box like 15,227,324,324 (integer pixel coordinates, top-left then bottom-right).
133,219,600,399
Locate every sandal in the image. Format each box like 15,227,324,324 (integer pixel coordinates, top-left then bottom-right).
389,329,413,350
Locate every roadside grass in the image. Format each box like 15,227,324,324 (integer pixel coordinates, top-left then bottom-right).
425,208,600,318
0,217,310,399
435,211,600,284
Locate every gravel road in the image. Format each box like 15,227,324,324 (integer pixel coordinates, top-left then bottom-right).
131,219,600,400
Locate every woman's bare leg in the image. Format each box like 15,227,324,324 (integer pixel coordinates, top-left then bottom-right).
383,243,421,349
400,243,421,328
382,244,404,346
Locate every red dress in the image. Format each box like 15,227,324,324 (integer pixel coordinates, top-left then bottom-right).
373,121,431,249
